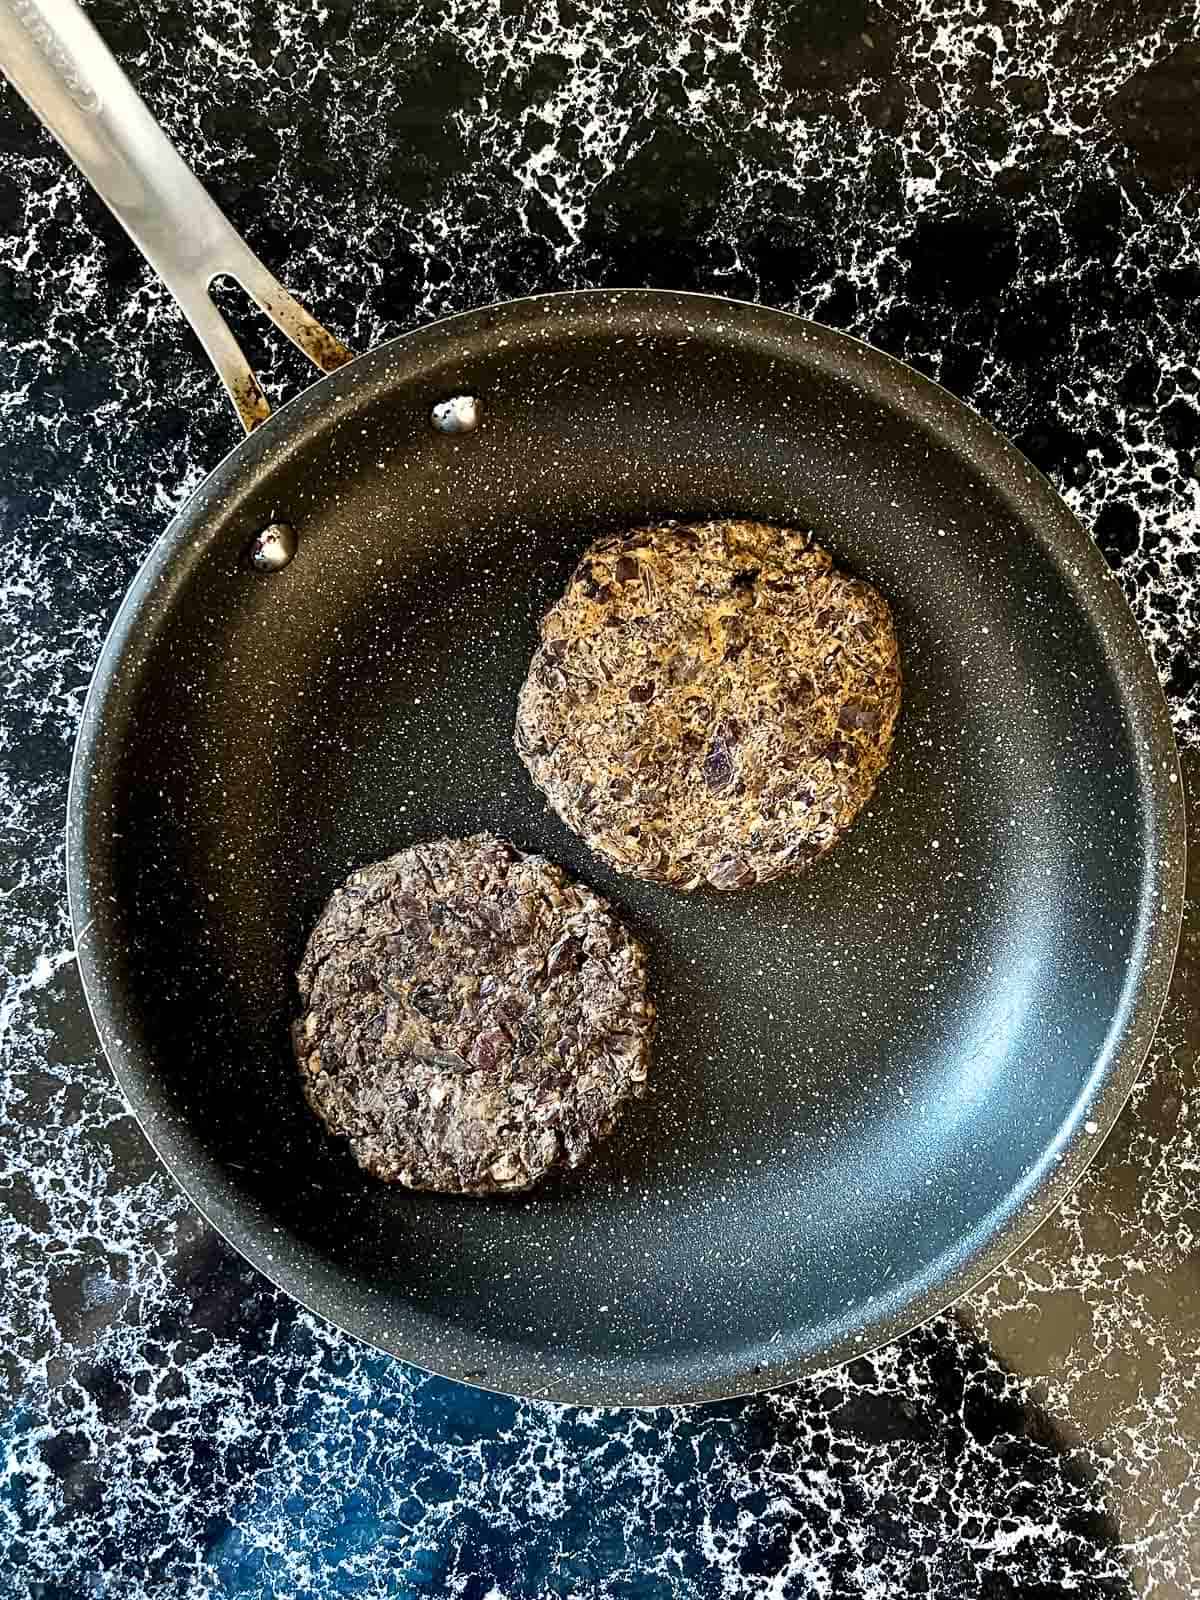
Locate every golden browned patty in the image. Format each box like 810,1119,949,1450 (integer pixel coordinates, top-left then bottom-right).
515,520,902,891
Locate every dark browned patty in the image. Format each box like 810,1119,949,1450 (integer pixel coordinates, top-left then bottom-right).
293,834,654,1196
516,519,902,890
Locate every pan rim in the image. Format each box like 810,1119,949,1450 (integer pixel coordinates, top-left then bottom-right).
65,288,1187,1406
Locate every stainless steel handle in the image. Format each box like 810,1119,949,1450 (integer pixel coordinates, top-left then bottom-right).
0,0,353,431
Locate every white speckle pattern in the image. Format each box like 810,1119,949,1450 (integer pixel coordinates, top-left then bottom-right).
2,0,1198,1594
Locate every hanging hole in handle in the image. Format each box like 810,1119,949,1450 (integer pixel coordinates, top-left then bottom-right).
209,275,317,411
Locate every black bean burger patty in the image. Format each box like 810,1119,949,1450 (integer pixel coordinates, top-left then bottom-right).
293,834,654,1195
516,519,902,891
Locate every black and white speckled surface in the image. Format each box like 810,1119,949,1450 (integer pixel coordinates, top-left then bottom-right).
2,1,1198,1594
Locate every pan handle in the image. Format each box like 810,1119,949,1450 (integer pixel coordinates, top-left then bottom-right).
0,0,353,432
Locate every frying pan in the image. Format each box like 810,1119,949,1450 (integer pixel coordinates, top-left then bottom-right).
4,1,1184,1406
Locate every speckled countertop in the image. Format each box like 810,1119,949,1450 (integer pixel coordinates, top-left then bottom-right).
2,2,1199,1595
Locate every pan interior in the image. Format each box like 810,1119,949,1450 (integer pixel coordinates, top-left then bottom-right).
71,296,1175,1403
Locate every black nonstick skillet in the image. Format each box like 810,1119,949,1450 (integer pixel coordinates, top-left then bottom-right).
1,0,1183,1404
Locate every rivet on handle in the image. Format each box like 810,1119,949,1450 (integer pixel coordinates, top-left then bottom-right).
247,523,298,572
431,395,481,434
